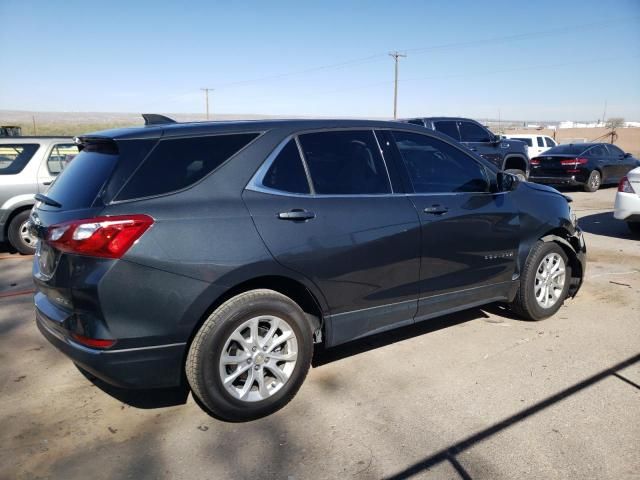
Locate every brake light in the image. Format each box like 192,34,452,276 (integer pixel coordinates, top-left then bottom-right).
618,176,635,193
71,333,116,349
530,158,540,165
46,214,153,258
560,157,588,166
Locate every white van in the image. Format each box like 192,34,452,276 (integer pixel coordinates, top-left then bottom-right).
504,134,557,159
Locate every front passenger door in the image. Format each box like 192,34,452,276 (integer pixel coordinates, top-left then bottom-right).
389,130,520,321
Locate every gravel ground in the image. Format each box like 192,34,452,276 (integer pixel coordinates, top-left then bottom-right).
1,186,638,480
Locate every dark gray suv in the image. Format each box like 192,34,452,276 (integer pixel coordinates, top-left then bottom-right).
31,117,585,421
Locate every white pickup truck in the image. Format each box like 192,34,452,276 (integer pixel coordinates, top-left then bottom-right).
504,134,557,159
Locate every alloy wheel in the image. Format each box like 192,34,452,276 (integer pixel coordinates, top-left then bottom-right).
19,219,37,249
534,253,566,309
218,315,298,402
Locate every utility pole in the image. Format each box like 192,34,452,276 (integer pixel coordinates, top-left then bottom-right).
200,88,214,120
389,51,406,119
601,99,607,126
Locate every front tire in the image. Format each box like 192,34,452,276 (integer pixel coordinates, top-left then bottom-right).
186,289,313,421
7,210,37,255
583,170,601,192
628,222,640,234
510,241,571,321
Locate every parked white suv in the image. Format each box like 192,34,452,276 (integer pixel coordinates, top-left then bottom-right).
614,167,640,234
0,137,78,254
504,134,557,159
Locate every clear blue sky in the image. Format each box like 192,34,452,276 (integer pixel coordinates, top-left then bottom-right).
1,0,639,120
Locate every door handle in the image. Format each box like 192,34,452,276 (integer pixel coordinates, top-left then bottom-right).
423,205,448,215
42,181,52,186
278,209,315,221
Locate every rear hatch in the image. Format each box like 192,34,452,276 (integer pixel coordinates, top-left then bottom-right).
31,136,155,340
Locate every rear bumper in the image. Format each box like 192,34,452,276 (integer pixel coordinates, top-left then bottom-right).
529,175,583,186
613,192,640,221
36,305,186,388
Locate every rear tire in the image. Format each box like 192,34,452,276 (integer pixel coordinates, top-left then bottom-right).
186,289,313,421
583,170,601,192
7,210,37,255
510,241,571,321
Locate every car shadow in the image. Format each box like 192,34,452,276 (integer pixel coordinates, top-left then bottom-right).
578,211,638,240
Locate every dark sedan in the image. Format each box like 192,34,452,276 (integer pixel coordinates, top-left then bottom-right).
529,142,640,192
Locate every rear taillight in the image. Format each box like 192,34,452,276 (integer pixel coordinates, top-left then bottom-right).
618,176,636,193
71,333,116,349
46,214,153,258
530,158,540,166
560,157,588,166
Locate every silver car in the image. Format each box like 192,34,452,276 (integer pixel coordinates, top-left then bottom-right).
0,137,78,254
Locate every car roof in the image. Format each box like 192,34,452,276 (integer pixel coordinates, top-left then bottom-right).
404,117,481,123
80,118,432,141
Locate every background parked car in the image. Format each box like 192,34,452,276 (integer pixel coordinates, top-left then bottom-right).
403,117,530,180
529,142,640,192
614,166,640,233
0,137,78,254
504,133,557,159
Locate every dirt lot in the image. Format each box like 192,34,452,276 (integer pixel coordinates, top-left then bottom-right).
1,186,638,480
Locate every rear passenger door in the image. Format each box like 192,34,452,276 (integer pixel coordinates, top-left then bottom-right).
585,145,615,183
388,130,520,321
243,130,422,346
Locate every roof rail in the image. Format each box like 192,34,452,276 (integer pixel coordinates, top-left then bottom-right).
142,114,177,126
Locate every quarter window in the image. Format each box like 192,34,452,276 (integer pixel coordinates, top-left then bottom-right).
47,143,79,174
545,137,556,147
391,131,489,194
116,133,259,200
458,122,491,142
0,143,39,175
262,140,310,194
297,130,391,195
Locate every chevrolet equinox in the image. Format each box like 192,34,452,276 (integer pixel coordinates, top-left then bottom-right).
31,116,586,421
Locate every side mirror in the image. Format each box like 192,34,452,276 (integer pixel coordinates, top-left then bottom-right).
497,171,520,192
624,152,632,158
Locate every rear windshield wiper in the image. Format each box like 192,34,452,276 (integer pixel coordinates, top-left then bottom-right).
35,193,62,208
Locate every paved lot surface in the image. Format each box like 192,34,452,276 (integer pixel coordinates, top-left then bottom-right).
1,187,639,480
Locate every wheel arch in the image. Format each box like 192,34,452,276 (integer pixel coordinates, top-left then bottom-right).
539,229,584,298
503,154,528,173
4,204,34,239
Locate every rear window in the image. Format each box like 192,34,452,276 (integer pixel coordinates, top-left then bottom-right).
546,144,588,155
43,148,119,210
115,133,259,201
0,143,40,175
512,137,533,147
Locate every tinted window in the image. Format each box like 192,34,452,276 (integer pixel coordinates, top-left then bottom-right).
433,121,460,141
392,131,489,194
536,137,544,147
545,144,588,155
298,130,391,195
586,145,607,157
43,149,118,210
0,143,39,175
262,140,310,194
545,137,556,147
512,137,533,147
458,122,491,142
117,133,259,200
606,144,624,157
47,143,79,175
